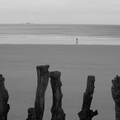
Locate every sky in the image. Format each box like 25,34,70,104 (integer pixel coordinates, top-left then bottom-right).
0,0,120,24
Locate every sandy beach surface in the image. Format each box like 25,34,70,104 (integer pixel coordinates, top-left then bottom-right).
0,44,120,120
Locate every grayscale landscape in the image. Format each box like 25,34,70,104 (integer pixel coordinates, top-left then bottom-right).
0,0,120,119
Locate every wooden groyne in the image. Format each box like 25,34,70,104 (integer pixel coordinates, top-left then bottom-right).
26,65,98,120
111,75,120,120
0,74,10,120
5,64,120,120
49,71,66,120
35,65,49,120
78,75,98,120
26,65,49,120
0,65,99,120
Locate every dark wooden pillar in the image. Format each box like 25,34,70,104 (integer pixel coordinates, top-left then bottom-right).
34,65,49,120
26,108,36,120
78,75,98,120
0,74,10,120
49,71,66,120
111,75,120,120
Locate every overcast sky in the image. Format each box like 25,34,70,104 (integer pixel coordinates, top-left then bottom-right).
0,0,120,24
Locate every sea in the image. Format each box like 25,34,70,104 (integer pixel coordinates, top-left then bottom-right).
0,24,120,45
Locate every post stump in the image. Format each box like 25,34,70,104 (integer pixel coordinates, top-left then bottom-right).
78,75,98,120
49,71,66,120
0,74,10,120
34,65,49,120
111,75,120,120
26,108,36,120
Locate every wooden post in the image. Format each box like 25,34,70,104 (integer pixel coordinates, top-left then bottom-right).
26,108,36,120
78,75,98,120
0,74,10,120
34,65,49,120
111,75,120,120
49,71,66,120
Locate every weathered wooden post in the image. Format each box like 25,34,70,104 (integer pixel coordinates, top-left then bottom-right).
111,75,120,120
26,108,36,120
49,71,66,120
0,74,10,120
78,75,98,120
34,65,50,120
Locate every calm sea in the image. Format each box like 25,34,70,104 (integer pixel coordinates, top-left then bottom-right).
0,24,120,45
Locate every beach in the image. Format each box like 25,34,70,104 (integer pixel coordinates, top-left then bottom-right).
0,34,120,45
0,44,119,120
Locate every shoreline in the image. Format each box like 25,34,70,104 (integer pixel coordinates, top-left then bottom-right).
0,34,120,45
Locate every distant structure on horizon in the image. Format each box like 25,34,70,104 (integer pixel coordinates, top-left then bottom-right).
26,22,34,24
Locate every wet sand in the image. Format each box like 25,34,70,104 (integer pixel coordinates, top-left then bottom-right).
0,44,120,120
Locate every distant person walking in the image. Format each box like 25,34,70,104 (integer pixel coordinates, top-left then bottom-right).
76,38,78,45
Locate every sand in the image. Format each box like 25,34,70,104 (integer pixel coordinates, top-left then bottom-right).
0,44,120,120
